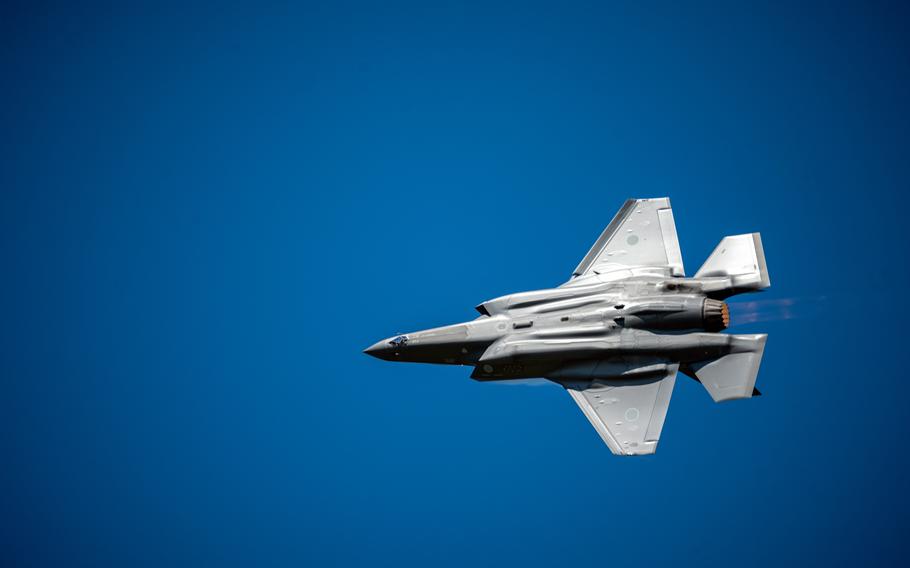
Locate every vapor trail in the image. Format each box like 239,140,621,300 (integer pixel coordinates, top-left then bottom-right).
728,296,826,325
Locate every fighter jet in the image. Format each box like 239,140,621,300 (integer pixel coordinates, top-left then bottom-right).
365,198,770,455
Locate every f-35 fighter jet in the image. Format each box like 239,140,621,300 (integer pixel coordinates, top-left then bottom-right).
365,198,770,455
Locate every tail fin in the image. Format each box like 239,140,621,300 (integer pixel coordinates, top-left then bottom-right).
690,334,767,402
695,233,770,299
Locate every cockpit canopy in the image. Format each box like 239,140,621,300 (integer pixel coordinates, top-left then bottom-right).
388,335,409,348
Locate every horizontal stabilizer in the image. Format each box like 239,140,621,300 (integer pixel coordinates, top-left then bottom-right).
691,334,767,402
694,233,770,299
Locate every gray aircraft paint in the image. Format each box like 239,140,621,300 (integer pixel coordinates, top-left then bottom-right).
365,198,770,455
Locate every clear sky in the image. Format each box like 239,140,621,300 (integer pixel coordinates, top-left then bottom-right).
3,2,909,566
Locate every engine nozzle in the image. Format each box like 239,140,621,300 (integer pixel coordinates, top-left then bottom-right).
703,299,730,331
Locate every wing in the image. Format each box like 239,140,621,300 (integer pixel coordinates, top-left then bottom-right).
570,197,685,280
561,364,679,455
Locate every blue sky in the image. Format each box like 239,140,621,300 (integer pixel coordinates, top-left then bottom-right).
3,2,910,566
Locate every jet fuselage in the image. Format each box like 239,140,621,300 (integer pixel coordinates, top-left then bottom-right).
365,276,736,381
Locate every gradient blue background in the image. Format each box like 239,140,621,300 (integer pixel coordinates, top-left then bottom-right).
3,2,909,566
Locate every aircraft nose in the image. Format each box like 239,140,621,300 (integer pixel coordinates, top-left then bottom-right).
363,339,393,360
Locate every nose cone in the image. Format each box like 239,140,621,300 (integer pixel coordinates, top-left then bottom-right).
365,333,411,360
363,339,394,360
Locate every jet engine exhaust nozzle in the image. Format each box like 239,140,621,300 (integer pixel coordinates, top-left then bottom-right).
704,299,730,331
